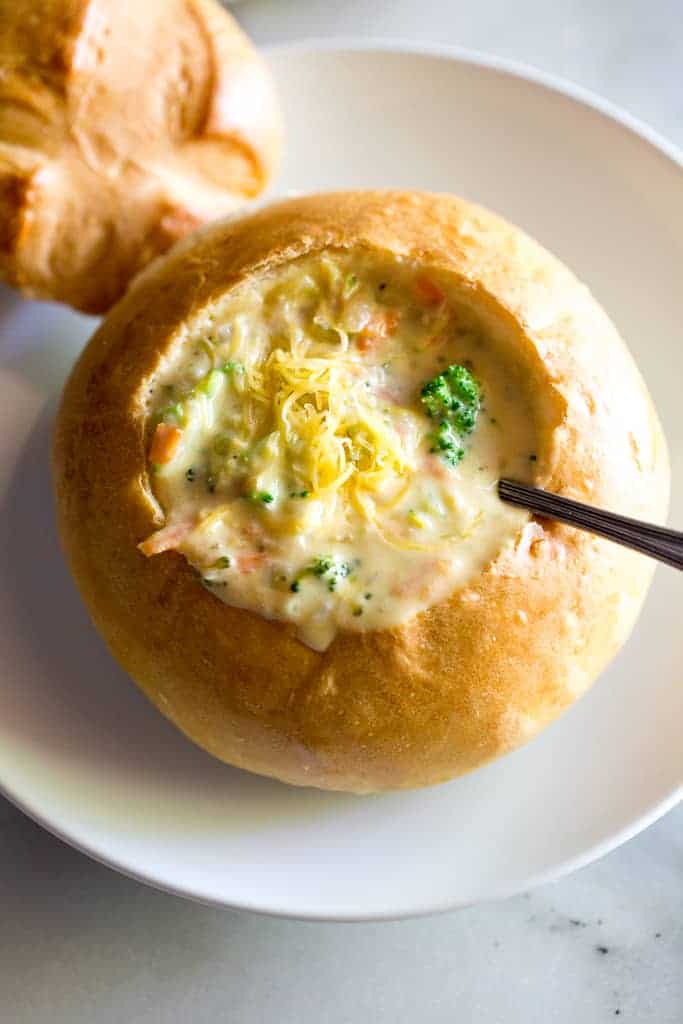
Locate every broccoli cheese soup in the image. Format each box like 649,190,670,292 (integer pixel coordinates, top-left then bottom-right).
140,250,540,650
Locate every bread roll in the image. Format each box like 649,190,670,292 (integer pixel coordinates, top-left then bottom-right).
53,191,669,791
0,0,282,312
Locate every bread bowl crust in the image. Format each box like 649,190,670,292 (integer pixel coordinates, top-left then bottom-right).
0,0,282,313
53,191,670,791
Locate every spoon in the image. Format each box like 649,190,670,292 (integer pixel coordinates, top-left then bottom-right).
498,479,683,571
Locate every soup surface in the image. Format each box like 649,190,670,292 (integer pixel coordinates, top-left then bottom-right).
141,250,539,650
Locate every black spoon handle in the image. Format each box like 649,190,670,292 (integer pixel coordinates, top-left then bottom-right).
498,479,683,571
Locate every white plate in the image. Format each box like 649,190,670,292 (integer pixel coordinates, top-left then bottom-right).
0,43,681,921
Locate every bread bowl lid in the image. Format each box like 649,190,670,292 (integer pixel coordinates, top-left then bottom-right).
0,0,283,314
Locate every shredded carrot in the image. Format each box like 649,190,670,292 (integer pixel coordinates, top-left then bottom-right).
236,551,267,574
390,560,441,597
413,275,445,306
149,423,182,465
138,521,193,557
424,454,450,480
357,310,400,351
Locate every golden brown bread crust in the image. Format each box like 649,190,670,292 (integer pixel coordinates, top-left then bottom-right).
53,191,670,791
0,0,282,313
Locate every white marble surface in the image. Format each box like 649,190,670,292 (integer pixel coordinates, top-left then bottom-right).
2,3,682,1021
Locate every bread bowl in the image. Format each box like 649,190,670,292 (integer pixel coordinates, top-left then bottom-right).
53,190,669,792
0,0,282,313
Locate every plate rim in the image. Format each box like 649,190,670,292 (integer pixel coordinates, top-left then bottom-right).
264,36,683,171
1,39,681,922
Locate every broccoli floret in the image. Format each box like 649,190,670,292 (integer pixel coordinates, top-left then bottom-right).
309,556,334,577
420,364,480,466
245,490,274,505
296,555,353,592
429,420,465,466
311,555,352,591
420,364,480,432
221,360,244,375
